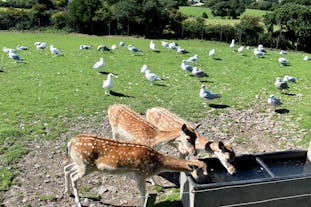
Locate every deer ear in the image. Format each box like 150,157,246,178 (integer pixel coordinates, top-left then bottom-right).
194,123,201,130
218,141,226,152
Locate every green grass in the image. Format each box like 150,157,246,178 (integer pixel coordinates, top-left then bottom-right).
0,31,311,202
179,6,270,25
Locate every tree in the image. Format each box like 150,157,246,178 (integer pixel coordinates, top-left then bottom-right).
210,0,245,19
264,3,311,51
236,15,264,45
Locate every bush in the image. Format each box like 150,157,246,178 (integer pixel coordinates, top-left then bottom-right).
202,12,208,19
50,11,66,29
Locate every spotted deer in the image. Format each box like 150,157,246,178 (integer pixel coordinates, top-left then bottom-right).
146,107,236,175
107,104,197,156
64,134,208,207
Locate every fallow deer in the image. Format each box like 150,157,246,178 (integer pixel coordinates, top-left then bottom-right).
107,104,197,156
146,107,236,175
64,134,208,207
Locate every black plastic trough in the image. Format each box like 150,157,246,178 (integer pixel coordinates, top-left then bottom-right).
180,150,311,207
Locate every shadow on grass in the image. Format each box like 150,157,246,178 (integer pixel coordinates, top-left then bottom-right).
199,80,214,83
98,71,110,75
275,108,290,114
209,104,230,109
110,90,135,98
213,58,222,61
153,83,167,87
153,200,183,207
284,92,296,96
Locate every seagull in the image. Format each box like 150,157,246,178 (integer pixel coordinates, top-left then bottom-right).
303,56,311,61
187,54,199,63
8,49,23,62
181,60,193,72
97,45,110,52
268,94,282,110
145,70,162,84
177,46,189,54
278,57,289,66
36,42,47,49
50,45,63,56
93,58,105,71
80,45,92,50
149,40,156,51
275,77,289,93
257,44,266,53
103,73,117,95
128,45,142,54
237,46,244,54
283,75,298,83
168,42,178,50
254,48,265,57
140,64,148,74
199,85,221,101
162,41,169,48
280,50,288,55
3,47,15,53
111,44,117,50
230,39,235,51
209,49,216,57
17,45,28,50
192,67,208,78
119,41,125,47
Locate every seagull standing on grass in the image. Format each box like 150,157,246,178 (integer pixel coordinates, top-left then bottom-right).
50,45,63,56
80,45,92,50
209,49,216,57
177,46,189,54
162,41,169,48
119,41,125,47
8,49,23,62
140,64,148,74
187,54,199,63
268,95,282,110
145,70,162,84
93,58,105,71
275,77,289,93
128,45,142,54
230,39,235,51
103,73,117,95
199,85,221,101
238,46,244,54
17,45,28,51
149,40,156,51
254,48,265,57
35,42,47,49
304,56,311,61
181,60,193,72
278,57,289,66
283,75,298,83
97,45,110,52
192,67,208,78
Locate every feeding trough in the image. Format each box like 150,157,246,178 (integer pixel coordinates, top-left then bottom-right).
180,150,311,207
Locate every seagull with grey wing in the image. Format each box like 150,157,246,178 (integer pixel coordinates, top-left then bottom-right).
275,77,289,93
8,49,23,62
199,85,221,102
192,67,208,78
268,94,282,110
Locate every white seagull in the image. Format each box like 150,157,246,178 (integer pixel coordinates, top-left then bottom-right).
192,67,208,78
162,41,169,48
80,45,92,50
181,59,193,72
187,54,199,63
177,46,189,54
50,45,63,56
254,48,265,57
111,44,117,50
283,75,298,83
230,39,235,51
209,49,216,57
268,94,282,109
145,70,162,84
199,85,221,101
8,49,23,62
278,57,289,66
280,50,288,55
103,73,117,95
303,56,311,61
119,41,125,47
17,45,28,50
168,42,178,50
275,77,289,93
237,46,245,54
36,42,47,49
128,45,142,54
149,40,156,51
140,64,148,74
93,58,105,71
97,45,110,52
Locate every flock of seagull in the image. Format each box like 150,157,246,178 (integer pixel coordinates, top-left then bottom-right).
2,37,310,111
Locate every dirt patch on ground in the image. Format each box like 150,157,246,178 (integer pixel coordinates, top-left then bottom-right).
2,106,308,207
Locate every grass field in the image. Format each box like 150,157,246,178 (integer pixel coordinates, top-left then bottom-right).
179,6,270,25
0,31,310,202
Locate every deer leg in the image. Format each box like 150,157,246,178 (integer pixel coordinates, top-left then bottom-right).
135,175,146,206
70,167,86,207
64,163,77,195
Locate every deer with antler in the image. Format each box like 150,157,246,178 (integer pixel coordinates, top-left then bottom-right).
108,104,197,156
64,134,208,207
146,107,236,175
